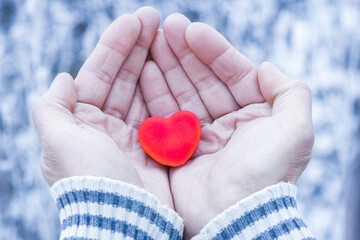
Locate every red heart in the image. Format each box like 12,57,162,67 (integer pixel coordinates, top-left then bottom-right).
138,111,201,167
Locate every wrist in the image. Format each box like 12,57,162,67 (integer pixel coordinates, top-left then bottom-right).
51,176,183,239
194,182,315,239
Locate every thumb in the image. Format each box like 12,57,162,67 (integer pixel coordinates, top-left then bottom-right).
258,62,314,152
32,73,77,135
258,62,312,125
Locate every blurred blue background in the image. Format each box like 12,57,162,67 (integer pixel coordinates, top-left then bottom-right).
0,0,359,239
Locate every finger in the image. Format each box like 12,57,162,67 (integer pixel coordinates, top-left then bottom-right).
102,7,160,119
140,60,180,118
150,31,212,124
163,14,239,118
75,14,141,108
185,22,265,107
258,62,313,130
125,85,149,129
32,73,77,136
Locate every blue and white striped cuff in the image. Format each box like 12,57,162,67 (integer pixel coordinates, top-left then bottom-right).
193,182,315,240
50,177,183,240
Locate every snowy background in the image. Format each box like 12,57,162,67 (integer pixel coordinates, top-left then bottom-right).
0,0,359,239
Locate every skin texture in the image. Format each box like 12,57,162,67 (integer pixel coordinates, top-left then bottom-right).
140,13,314,238
31,7,174,210
32,8,314,240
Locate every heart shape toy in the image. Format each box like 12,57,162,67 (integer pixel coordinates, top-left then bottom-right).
138,111,201,167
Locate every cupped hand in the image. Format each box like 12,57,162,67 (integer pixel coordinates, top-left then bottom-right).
31,7,174,209
140,14,314,238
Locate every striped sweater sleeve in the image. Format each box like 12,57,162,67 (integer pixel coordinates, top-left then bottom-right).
50,176,183,240
193,182,315,240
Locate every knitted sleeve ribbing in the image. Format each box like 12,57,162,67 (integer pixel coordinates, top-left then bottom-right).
50,176,183,240
193,182,315,240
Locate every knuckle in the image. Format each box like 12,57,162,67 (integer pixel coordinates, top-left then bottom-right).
57,72,72,79
175,90,194,106
292,80,312,96
298,81,311,92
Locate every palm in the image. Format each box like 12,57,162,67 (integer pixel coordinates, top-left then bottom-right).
73,101,171,204
171,105,270,215
141,14,313,238
170,103,306,232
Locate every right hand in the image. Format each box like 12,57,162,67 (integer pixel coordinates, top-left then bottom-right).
31,7,175,209
141,13,314,238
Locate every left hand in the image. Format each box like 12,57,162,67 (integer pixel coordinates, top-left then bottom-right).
32,7,175,209
141,14,314,238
